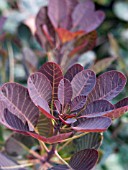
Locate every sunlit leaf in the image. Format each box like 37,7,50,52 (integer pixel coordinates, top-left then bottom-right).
0,152,27,170
81,100,114,116
56,28,84,43
0,83,39,130
64,64,84,82
72,0,105,33
71,70,96,99
72,117,111,132
87,71,126,104
58,78,72,106
38,62,63,104
73,133,103,152
69,149,98,170
70,96,86,112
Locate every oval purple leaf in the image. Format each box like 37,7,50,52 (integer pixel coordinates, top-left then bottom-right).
38,62,63,102
69,149,98,170
28,72,52,103
87,71,127,104
58,78,72,106
64,64,84,82
0,83,39,130
70,96,86,112
72,0,105,33
72,117,111,132
81,100,114,117
71,69,96,99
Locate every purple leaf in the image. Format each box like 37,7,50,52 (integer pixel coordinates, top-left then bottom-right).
74,133,102,151
48,0,68,28
115,97,128,108
50,165,70,170
38,62,63,102
72,0,105,33
72,117,111,132
87,71,127,104
71,70,96,99
28,131,73,144
28,72,52,103
4,109,29,131
58,78,72,106
35,7,55,48
64,64,84,82
3,108,72,144
54,100,61,113
70,96,86,112
81,100,114,117
69,149,98,170
104,106,128,119
0,83,39,130
0,153,27,170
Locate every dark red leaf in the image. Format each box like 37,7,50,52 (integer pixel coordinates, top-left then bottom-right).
71,70,96,99
87,71,127,104
72,117,111,132
28,72,52,103
28,131,73,144
0,83,39,130
64,64,84,82
69,31,97,57
69,149,98,170
72,0,105,33
115,97,128,108
38,62,63,103
70,96,86,112
81,100,114,117
58,78,72,106
104,106,128,119
39,106,56,120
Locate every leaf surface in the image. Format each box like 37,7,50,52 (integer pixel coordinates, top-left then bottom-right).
87,71,126,104
81,100,114,116
73,133,102,152
70,96,86,112
64,64,84,82
115,97,128,108
35,7,55,48
69,31,97,57
0,153,27,170
48,0,68,28
0,83,39,130
71,70,96,99
38,62,63,103
36,112,53,137
72,0,105,33
69,149,98,170
28,72,52,103
58,78,72,106
3,109,72,144
72,117,111,132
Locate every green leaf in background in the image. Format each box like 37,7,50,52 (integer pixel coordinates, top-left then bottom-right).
114,2,128,22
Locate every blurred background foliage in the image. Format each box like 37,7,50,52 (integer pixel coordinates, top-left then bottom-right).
0,0,128,170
